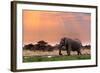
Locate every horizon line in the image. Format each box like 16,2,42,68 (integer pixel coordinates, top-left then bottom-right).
23,42,90,46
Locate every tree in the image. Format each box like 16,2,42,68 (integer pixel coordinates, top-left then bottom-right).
37,40,48,51
83,45,91,49
23,43,34,50
46,45,53,51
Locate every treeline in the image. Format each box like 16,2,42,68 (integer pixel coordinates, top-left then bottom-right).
23,40,58,51
82,45,91,49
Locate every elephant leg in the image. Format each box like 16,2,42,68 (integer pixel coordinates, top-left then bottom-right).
77,50,81,55
67,44,71,56
59,48,63,55
67,49,70,56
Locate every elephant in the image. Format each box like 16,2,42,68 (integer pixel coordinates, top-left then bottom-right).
58,37,82,56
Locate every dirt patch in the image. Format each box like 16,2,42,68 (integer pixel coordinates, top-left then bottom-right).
23,49,90,57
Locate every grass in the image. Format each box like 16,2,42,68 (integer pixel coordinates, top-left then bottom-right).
23,55,91,62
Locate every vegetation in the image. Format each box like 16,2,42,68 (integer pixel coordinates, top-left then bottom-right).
23,39,91,62
23,40,91,51
23,40,54,51
23,55,91,62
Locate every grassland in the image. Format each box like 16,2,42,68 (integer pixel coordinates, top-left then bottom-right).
23,54,91,62
23,49,90,56
23,49,91,62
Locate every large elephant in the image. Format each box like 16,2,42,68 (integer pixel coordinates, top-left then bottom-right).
59,37,82,56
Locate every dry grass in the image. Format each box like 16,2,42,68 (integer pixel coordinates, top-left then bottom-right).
23,48,90,57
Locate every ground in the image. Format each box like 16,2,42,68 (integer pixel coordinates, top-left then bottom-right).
23,48,91,62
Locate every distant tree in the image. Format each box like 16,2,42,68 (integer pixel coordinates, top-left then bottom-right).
37,40,47,45
46,45,53,51
23,43,34,50
53,44,59,50
83,45,91,49
36,40,48,51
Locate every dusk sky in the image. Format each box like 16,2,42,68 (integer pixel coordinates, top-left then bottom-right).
23,10,91,45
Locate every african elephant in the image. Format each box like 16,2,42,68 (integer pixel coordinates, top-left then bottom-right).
59,37,82,56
